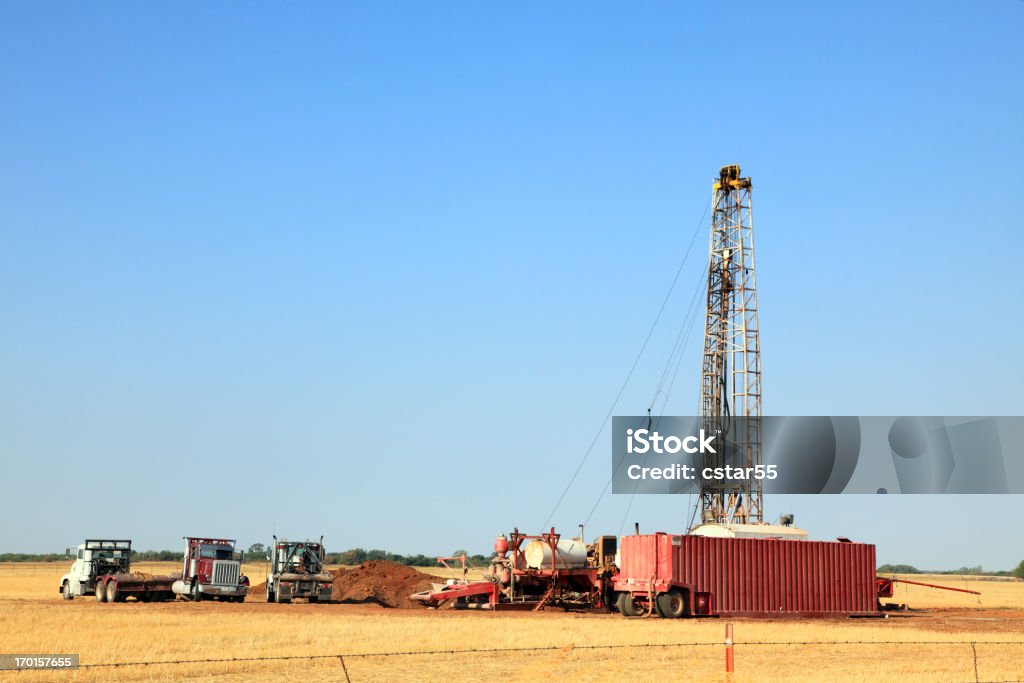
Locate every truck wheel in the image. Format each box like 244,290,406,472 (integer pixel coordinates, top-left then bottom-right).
106,581,119,603
618,592,644,617
62,582,72,600
309,596,318,604
267,588,275,603
95,581,107,603
191,582,202,602
655,590,688,618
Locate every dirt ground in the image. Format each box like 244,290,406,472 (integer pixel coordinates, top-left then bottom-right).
884,606,1024,634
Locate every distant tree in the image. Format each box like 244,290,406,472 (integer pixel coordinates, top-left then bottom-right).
877,564,920,574
337,548,368,565
950,565,983,577
248,543,266,557
1013,560,1024,580
451,549,469,559
0,553,64,562
950,565,984,576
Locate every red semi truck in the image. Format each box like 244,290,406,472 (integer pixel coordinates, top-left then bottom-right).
170,537,249,602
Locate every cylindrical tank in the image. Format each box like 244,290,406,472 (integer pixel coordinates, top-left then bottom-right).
523,538,587,569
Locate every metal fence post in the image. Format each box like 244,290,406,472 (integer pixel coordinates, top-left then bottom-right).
725,622,735,674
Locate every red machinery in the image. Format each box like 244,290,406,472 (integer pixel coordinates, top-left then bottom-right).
611,532,878,617
410,528,617,611
413,529,983,617
875,575,980,610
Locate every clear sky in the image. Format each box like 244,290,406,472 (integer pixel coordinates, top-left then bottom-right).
1,2,1022,569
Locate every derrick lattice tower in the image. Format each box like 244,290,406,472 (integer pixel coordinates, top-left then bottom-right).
699,164,762,525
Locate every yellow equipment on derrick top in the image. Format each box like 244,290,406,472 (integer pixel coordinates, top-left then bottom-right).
713,164,752,192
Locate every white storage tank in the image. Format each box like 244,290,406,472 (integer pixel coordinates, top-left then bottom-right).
689,523,808,541
523,538,587,569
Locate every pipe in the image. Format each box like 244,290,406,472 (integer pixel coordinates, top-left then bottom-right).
890,578,980,596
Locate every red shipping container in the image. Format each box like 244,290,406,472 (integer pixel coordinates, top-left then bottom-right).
613,533,877,616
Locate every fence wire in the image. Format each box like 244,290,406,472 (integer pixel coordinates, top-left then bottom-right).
1,639,1008,679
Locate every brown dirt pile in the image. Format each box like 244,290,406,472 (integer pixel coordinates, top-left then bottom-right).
331,561,438,608
247,582,267,601
243,561,436,607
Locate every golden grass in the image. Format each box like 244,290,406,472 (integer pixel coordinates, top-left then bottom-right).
1,566,1022,682
880,574,1024,609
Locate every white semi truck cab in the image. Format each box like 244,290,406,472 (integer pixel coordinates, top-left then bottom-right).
60,540,133,599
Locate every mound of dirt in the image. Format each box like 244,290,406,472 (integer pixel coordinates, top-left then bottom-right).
247,582,267,601
331,561,438,608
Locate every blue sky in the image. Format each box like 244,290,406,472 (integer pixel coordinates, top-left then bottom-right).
1,2,1022,569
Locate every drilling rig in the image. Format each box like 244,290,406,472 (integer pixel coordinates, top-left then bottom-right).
698,164,764,527
409,164,979,616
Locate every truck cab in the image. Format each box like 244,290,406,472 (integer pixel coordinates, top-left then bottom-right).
266,536,333,603
170,537,249,602
60,540,132,599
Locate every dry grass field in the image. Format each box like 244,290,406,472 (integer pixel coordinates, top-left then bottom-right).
1,563,1022,682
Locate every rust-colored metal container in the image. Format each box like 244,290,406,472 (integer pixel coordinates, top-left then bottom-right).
614,532,877,616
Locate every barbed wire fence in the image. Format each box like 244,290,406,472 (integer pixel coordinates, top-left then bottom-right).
6,635,1021,682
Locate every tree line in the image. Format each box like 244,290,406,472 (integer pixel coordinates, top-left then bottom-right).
0,550,185,562
878,562,1024,579
245,544,494,567
0,547,496,567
